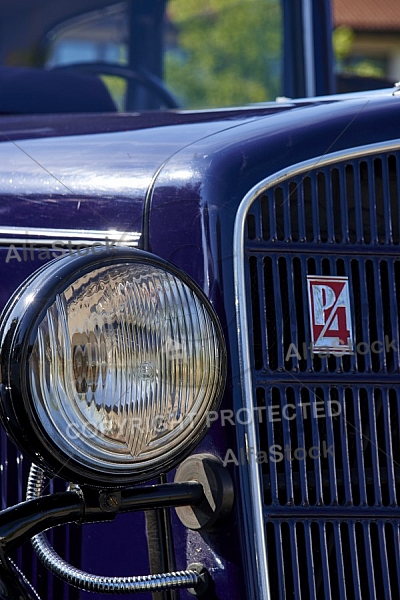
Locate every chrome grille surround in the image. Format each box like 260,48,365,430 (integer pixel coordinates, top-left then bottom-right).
234,140,400,600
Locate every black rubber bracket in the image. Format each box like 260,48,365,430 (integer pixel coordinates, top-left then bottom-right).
174,454,234,531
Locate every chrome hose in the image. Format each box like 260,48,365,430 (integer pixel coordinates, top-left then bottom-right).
26,464,201,594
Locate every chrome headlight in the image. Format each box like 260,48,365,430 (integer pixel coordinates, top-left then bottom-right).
0,248,226,486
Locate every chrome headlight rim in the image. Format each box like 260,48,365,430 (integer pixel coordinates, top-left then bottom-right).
0,248,226,486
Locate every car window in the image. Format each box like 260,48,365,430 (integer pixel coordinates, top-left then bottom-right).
164,0,282,109
45,3,129,110
44,0,283,111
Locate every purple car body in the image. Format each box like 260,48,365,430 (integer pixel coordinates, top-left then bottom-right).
1,88,400,599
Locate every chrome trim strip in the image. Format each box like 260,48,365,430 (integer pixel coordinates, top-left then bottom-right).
233,139,400,600
0,238,139,247
0,226,140,247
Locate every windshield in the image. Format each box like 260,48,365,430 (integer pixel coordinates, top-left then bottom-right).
165,0,282,108
42,0,283,111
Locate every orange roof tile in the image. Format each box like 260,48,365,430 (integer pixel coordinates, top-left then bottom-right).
332,0,400,31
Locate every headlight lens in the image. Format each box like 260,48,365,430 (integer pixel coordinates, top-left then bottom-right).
0,249,226,485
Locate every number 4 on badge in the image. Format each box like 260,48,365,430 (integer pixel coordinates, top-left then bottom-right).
306,275,354,354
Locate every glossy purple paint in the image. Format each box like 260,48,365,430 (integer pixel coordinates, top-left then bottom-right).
0,108,300,237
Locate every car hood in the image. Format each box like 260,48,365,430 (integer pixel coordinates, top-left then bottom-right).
0,106,302,233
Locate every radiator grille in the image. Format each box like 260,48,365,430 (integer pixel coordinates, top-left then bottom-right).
244,150,400,599
0,429,81,600
265,520,400,600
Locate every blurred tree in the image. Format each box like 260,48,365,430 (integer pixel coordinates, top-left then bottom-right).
100,76,127,111
164,0,282,109
333,25,385,79
333,26,355,62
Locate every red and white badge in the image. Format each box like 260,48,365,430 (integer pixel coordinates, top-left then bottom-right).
307,276,354,354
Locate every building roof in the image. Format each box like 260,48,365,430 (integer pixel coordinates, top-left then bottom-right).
332,0,400,32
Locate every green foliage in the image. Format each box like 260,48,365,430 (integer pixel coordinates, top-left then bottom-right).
164,0,282,109
348,61,385,78
333,26,355,61
333,26,385,79
100,76,127,111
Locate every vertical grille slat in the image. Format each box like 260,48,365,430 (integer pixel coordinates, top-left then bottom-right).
363,522,378,600
337,167,349,243
248,256,265,370
265,190,276,240
338,387,352,505
295,395,309,504
323,388,337,505
345,164,357,244
355,389,369,506
243,148,400,598
331,168,343,241
374,159,386,243
255,256,268,370
367,157,379,244
271,257,286,367
383,392,397,505
380,261,392,371
282,389,295,503
359,258,373,372
319,523,333,600
390,523,400,593
289,524,302,599
275,187,285,240
368,389,382,505
303,521,317,600
333,522,347,600
309,387,324,505
346,522,362,600
283,182,292,241
390,155,400,243
378,522,392,599
287,260,301,372
353,162,364,243
382,157,393,244
372,261,385,370
294,179,303,241
263,387,280,502
323,171,334,243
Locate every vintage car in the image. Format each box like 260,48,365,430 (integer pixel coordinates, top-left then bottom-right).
0,1,399,599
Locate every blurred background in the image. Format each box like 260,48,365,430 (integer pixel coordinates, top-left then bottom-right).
0,0,398,111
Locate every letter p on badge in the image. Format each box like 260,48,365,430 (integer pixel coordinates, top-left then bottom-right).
307,276,354,354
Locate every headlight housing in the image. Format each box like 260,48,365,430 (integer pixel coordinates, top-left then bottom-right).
0,248,226,486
